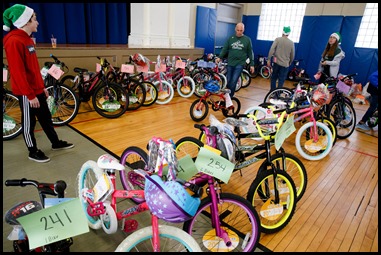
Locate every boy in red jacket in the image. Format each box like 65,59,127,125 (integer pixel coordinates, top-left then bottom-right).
3,4,74,162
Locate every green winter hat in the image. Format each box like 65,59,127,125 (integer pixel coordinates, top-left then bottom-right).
330,32,341,44
3,4,34,31
283,26,291,35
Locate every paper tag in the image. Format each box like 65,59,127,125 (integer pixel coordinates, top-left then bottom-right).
175,60,186,69
96,63,101,72
136,65,149,73
121,64,134,74
3,68,8,82
47,64,64,80
225,93,233,108
155,63,166,72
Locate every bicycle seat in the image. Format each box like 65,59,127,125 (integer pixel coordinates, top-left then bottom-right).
5,201,43,225
97,154,125,171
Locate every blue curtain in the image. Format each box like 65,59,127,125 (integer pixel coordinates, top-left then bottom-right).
2,3,129,44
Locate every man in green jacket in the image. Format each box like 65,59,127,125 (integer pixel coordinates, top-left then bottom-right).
216,22,254,97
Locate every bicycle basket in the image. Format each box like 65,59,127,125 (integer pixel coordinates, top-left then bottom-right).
204,80,220,93
311,83,330,107
144,174,200,223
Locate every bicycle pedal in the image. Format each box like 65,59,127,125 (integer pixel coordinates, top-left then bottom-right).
122,219,139,233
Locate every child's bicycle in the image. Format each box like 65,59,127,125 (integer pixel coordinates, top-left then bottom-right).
189,80,241,122
175,115,297,235
119,135,261,251
4,178,73,252
77,137,202,252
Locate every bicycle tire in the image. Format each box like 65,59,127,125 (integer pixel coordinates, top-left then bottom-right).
154,80,174,105
115,225,202,252
251,64,260,78
119,146,149,204
263,87,293,103
260,66,271,79
92,82,129,118
175,136,204,161
177,76,195,98
124,80,146,111
3,92,22,140
287,70,296,81
222,97,241,117
142,81,158,107
241,69,252,88
183,192,261,252
100,202,118,234
235,75,242,92
257,152,307,202
327,98,356,139
45,83,79,126
77,160,104,230
218,73,227,90
318,116,337,146
246,169,297,234
192,71,212,98
295,121,333,161
240,106,267,134
190,99,209,122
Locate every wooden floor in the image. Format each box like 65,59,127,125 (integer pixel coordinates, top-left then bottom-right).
67,77,378,252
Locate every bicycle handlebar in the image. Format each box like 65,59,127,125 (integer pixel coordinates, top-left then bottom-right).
5,178,67,198
50,54,66,68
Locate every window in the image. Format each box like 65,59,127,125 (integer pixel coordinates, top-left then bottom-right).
355,3,378,49
257,3,306,43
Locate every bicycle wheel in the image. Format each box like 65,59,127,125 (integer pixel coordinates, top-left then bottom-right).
154,80,174,105
183,193,261,252
257,152,307,202
142,81,158,107
263,87,293,103
317,116,337,146
240,106,267,134
218,73,227,90
327,98,356,139
92,82,129,118
192,71,212,97
3,91,22,140
119,146,149,204
251,64,260,78
246,169,297,234
287,70,296,81
235,75,242,92
100,202,118,234
241,69,252,88
295,121,333,161
222,97,241,117
260,66,271,79
175,136,204,161
125,80,146,111
177,76,195,98
77,160,104,230
190,99,209,122
45,84,79,125
115,225,202,252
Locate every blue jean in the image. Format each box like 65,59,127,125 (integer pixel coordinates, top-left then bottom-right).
270,63,289,90
361,86,378,123
226,65,244,97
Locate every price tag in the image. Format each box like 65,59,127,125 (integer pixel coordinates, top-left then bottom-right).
47,64,64,80
274,115,296,151
120,64,134,74
195,147,235,184
175,60,186,69
136,65,149,73
155,63,166,72
96,63,101,72
17,198,89,250
3,68,8,82
162,154,198,181
224,93,233,108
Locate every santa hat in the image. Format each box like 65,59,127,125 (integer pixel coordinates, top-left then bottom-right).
330,32,341,44
3,4,34,31
282,26,291,36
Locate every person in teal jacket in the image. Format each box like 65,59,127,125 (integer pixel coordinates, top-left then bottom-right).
216,22,254,97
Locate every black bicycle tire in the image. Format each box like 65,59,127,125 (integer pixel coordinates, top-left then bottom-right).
175,136,204,161
141,81,158,107
327,98,356,139
241,69,252,88
222,97,241,117
92,82,129,118
125,80,146,111
190,99,209,122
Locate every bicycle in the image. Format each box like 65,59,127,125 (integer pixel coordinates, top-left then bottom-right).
3,64,22,140
287,59,309,81
4,178,73,252
176,115,297,235
60,57,129,118
77,138,202,252
189,80,241,122
163,55,196,98
42,54,79,125
252,54,272,79
176,112,307,202
367,109,378,128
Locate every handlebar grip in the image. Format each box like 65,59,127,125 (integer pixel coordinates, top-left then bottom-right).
55,180,67,198
273,108,286,114
194,124,204,130
5,178,28,186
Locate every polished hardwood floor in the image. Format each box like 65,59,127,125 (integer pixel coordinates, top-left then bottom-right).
66,76,378,252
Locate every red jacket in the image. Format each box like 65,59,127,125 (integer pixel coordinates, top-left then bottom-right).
3,29,45,100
